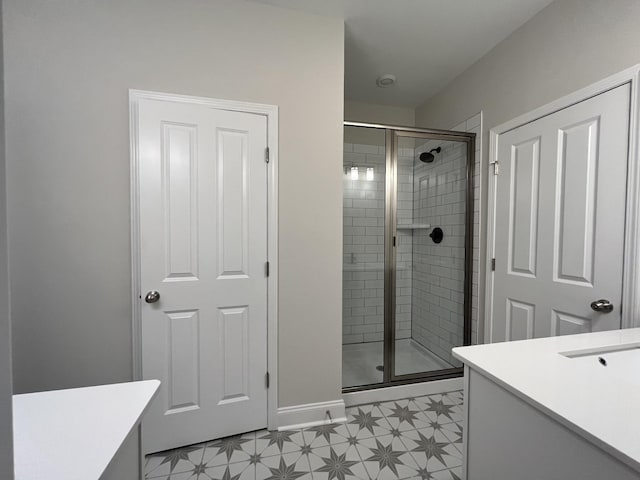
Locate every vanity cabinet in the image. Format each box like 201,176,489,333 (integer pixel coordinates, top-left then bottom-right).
13,380,159,480
453,329,640,480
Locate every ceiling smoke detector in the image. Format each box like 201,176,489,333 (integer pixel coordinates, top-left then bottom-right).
376,74,396,88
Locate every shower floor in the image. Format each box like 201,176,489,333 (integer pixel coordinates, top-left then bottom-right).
342,338,453,389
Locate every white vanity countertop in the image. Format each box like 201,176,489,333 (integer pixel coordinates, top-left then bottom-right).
13,380,160,480
453,329,640,472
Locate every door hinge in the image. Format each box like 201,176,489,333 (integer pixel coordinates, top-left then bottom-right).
265,372,270,389
492,161,499,175
265,147,270,163
393,236,396,247
265,261,270,277
491,258,496,271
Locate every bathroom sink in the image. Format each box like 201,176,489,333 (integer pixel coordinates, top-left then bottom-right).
560,343,640,372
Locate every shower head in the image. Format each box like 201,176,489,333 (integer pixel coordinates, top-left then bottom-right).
419,151,435,163
419,147,441,163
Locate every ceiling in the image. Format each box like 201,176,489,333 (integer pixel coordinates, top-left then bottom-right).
249,0,555,108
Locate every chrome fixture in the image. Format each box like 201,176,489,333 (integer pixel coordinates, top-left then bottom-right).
590,299,613,313
145,291,161,304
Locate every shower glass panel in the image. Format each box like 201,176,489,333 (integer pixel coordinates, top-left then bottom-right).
342,125,387,388
393,133,468,378
342,122,473,392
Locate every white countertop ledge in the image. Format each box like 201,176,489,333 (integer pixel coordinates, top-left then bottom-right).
453,328,640,473
13,380,160,480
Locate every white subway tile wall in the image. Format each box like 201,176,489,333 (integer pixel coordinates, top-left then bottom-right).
410,139,466,366
342,143,413,343
410,113,482,362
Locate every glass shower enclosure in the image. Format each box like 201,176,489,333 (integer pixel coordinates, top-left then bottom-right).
342,122,474,390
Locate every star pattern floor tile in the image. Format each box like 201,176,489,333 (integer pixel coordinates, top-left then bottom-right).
202,431,257,467
411,395,462,425
307,442,369,480
145,389,464,480
440,423,463,453
346,405,394,440
256,429,307,458
203,461,255,480
302,421,353,448
256,451,313,480
357,434,420,479
377,400,432,432
400,428,462,472
145,443,206,477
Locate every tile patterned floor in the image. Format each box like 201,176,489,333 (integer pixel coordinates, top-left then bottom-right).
145,390,464,480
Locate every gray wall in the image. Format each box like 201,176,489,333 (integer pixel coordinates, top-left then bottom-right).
345,100,415,126
4,0,344,411
344,101,415,147
0,0,14,476
415,0,640,339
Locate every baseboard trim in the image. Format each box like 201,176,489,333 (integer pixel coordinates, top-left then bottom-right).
343,377,463,407
276,399,346,431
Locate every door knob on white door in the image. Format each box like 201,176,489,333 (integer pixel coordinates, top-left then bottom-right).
590,299,613,313
145,291,160,304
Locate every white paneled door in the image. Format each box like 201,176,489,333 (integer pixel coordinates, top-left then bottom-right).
135,96,269,453
489,84,630,342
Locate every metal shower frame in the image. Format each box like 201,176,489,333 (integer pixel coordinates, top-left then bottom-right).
343,121,475,393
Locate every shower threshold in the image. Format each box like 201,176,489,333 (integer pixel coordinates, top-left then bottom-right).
342,339,453,389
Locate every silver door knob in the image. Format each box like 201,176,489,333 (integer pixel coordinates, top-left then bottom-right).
145,291,160,304
590,299,613,313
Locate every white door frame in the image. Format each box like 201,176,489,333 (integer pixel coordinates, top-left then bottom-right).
129,90,279,430
485,64,640,343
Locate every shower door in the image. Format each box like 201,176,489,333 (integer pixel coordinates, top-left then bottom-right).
342,122,474,391
388,130,473,382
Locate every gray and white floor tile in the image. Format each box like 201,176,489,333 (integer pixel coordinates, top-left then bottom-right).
307,442,369,480
442,391,463,406
356,434,419,480
411,395,462,425
377,400,431,432
256,451,313,480
400,428,462,473
146,444,206,478
440,423,463,453
169,470,200,480
302,422,353,448
202,431,256,467
256,429,307,457
429,465,462,480
144,389,465,480
203,461,255,480
345,405,394,440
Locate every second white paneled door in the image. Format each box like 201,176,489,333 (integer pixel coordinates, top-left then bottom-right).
489,84,630,342
135,95,269,453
